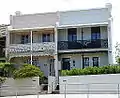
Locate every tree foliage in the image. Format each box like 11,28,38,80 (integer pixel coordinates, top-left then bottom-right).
13,64,44,79
115,42,120,64
0,62,15,77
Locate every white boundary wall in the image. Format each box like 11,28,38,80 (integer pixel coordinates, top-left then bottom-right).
59,74,120,94
0,77,39,96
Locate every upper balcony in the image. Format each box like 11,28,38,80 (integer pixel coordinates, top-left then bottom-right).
58,26,109,52
58,39,108,50
9,28,56,58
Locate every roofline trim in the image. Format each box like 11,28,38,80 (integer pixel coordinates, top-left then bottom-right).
8,26,55,31
57,22,108,28
9,22,108,31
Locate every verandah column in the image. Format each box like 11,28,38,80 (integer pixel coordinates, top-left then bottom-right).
6,26,10,61
106,3,113,64
108,17,113,65
30,30,33,65
54,24,58,77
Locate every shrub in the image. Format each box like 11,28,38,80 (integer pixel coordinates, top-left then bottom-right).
0,62,15,77
13,64,44,79
0,77,6,85
61,65,120,76
61,70,69,76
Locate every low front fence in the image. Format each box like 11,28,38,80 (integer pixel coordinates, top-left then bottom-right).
61,83,120,94
0,85,40,97
61,83,120,98
0,84,50,97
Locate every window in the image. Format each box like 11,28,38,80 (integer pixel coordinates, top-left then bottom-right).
93,57,99,67
68,28,77,41
83,57,89,68
91,27,100,40
21,35,30,44
62,58,70,70
42,34,50,42
26,58,38,66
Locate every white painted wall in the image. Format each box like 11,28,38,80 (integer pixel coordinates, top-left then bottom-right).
58,29,67,41
33,33,39,43
10,33,21,44
1,77,39,96
83,27,91,40
37,57,51,77
59,74,120,94
100,26,108,39
59,52,108,69
11,12,57,29
59,8,109,26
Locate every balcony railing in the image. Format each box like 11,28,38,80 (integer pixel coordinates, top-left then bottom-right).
9,42,56,58
58,39,108,50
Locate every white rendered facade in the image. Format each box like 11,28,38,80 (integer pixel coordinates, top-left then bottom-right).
6,4,113,78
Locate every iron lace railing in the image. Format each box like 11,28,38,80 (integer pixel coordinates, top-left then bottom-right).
58,39,108,50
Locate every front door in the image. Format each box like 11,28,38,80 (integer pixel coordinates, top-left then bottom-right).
62,58,70,70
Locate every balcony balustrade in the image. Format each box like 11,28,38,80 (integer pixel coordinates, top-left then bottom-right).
58,39,108,50
9,42,56,58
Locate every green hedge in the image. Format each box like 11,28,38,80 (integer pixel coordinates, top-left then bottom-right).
61,65,120,76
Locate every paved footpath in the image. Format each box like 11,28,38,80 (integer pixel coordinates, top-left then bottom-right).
1,94,118,98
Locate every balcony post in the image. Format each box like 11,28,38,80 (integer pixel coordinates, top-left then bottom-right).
81,28,84,68
108,17,113,64
54,22,59,78
6,26,10,62
30,30,33,65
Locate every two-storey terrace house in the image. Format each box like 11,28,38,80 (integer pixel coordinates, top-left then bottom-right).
7,3,113,78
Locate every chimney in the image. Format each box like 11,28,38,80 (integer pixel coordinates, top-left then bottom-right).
15,11,22,16
105,3,112,12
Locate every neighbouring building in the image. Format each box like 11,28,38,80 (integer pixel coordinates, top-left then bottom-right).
7,3,113,77
0,24,9,62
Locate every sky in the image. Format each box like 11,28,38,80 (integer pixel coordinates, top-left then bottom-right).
0,0,119,62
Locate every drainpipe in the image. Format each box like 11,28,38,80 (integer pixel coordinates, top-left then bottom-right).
30,30,33,65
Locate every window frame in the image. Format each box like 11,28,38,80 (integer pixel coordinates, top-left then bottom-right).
91,27,101,40
92,57,99,67
42,33,50,42
68,28,77,41
83,57,89,68
21,35,30,44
